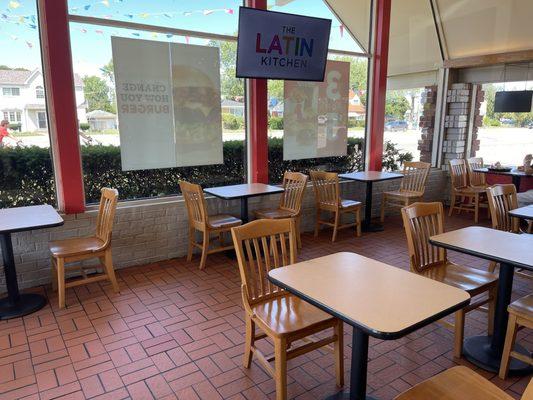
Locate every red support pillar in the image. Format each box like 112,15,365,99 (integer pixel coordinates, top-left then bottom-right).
367,0,391,171
38,0,85,213
247,0,269,184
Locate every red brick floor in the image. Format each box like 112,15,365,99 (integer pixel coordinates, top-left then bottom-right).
0,211,531,400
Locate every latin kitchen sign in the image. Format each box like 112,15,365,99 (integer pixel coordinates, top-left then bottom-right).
236,7,331,81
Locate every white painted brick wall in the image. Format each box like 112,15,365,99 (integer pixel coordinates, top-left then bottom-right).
0,169,447,293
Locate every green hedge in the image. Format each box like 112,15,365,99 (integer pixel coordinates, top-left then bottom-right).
268,116,284,130
221,113,244,130
0,138,412,207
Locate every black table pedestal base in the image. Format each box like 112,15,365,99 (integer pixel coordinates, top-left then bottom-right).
0,293,46,320
326,392,377,400
463,335,533,375
362,223,384,233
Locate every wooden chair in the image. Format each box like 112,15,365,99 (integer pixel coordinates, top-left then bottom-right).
310,170,361,242
180,180,242,270
230,219,343,400
448,159,488,223
486,184,520,273
467,157,488,189
255,172,308,249
49,188,120,309
499,295,533,379
401,202,498,358
380,161,431,222
395,365,533,400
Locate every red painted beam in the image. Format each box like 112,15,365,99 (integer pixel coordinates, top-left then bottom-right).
38,0,85,213
247,0,269,184
368,0,391,171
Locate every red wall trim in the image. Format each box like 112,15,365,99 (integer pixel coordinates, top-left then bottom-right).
247,0,269,184
38,0,85,213
368,0,391,171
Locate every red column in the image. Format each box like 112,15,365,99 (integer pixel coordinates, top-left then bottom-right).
247,0,269,183
38,0,85,213
367,0,392,171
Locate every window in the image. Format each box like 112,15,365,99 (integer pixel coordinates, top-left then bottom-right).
68,6,246,204
37,112,47,129
3,87,20,96
36,86,45,99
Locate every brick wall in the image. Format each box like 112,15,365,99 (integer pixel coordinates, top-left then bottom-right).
418,85,437,163
0,169,447,293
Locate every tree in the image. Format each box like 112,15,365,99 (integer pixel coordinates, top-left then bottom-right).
101,60,114,83
208,40,244,99
82,75,115,113
331,55,368,91
268,80,284,101
385,92,410,120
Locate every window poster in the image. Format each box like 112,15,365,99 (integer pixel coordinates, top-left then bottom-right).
112,37,223,171
283,60,349,160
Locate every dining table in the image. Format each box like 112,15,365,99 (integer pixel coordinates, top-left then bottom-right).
268,252,470,399
473,167,532,191
338,171,404,232
509,205,533,221
204,183,284,223
0,205,64,319
430,226,533,374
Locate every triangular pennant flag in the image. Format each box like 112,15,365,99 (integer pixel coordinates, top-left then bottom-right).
185,36,190,44
339,24,344,38
203,9,214,15
183,11,192,16
26,41,33,48
163,13,172,18
166,34,173,38
84,5,91,10
28,24,37,29
95,29,104,34
132,32,140,37
151,32,158,38
139,13,150,18
225,9,234,14
8,1,20,9
80,28,87,33
125,14,134,19
101,0,110,7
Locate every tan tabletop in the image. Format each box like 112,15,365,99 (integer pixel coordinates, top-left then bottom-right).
0,204,64,234
430,226,533,270
204,183,283,200
339,171,404,182
268,252,470,339
509,205,533,221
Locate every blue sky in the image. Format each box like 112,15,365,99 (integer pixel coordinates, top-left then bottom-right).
1,0,361,77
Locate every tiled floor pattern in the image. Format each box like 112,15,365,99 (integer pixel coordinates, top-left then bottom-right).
0,211,531,400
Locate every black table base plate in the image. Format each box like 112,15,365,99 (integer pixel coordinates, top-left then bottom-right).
0,293,47,320
463,335,533,375
362,223,384,233
325,392,377,400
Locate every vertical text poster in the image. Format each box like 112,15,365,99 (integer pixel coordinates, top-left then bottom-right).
171,44,223,167
112,37,175,171
283,60,349,160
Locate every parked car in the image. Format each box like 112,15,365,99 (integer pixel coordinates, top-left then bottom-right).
384,120,408,132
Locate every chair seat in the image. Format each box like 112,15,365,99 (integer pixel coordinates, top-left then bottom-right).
420,261,497,294
49,237,106,258
340,199,361,209
395,366,513,400
252,294,335,337
384,190,423,199
208,214,242,229
509,294,533,319
254,208,295,219
454,186,486,195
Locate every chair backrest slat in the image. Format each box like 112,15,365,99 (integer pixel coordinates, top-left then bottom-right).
401,202,447,273
96,188,119,247
486,184,520,233
449,159,468,189
231,219,296,306
400,161,431,194
310,171,340,207
179,181,208,229
467,157,486,187
279,172,308,215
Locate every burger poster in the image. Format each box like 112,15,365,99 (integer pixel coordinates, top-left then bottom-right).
112,37,223,171
283,60,349,160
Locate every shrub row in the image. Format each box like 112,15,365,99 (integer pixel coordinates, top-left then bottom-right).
0,138,411,207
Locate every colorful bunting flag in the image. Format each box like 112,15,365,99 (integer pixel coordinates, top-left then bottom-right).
26,41,33,48
339,24,344,38
8,1,20,10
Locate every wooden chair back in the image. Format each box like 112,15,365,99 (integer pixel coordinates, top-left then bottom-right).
179,180,208,230
231,219,296,307
467,157,486,187
400,161,431,194
96,188,119,248
486,184,520,233
401,202,447,273
522,378,533,400
279,172,308,215
449,159,468,189
310,171,340,209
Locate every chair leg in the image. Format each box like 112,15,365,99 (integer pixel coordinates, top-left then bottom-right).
50,257,57,292
356,209,361,238
499,314,518,380
453,309,465,358
295,217,302,249
274,337,287,400
449,194,455,216
334,321,344,388
380,195,386,223
332,211,340,242
488,261,498,273
487,285,497,336
56,257,66,309
199,231,209,270
243,315,255,368
314,210,320,237
474,193,479,223
187,227,194,262
103,250,119,293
